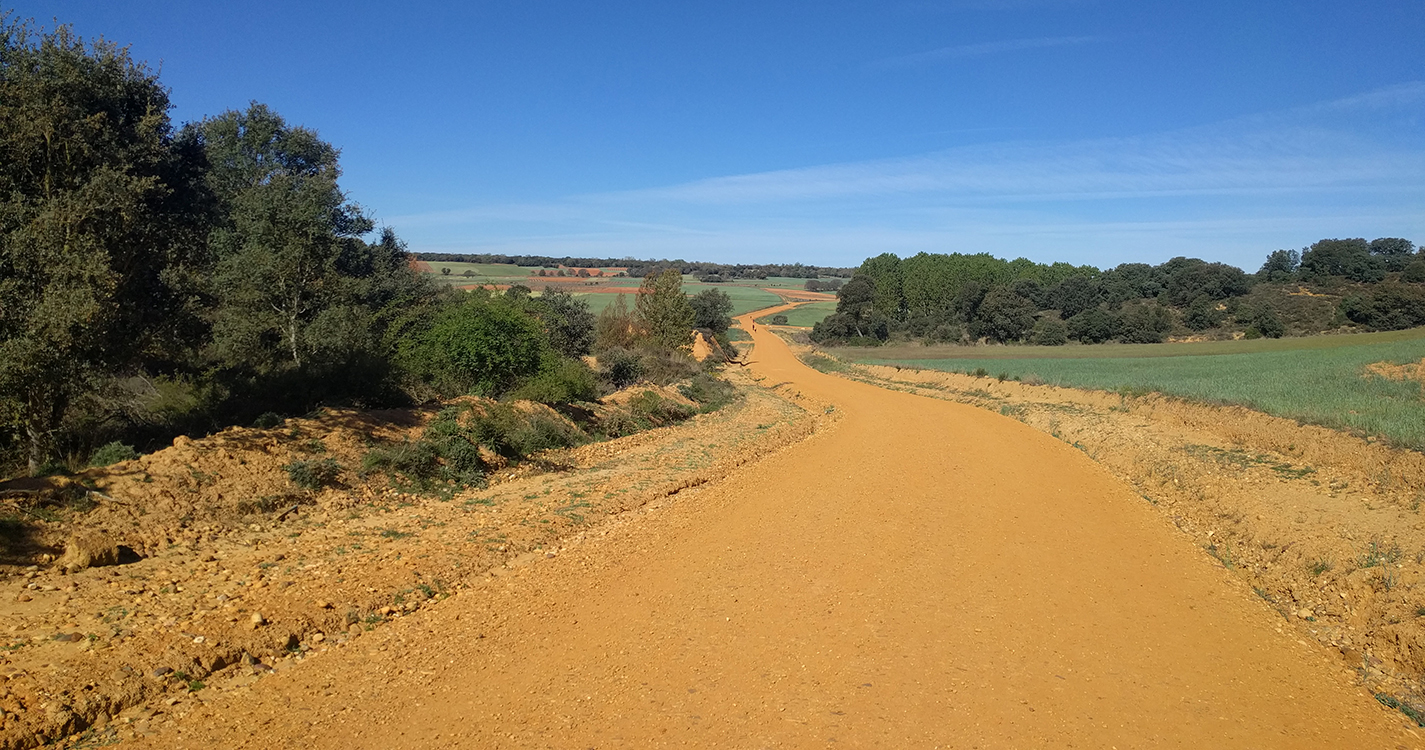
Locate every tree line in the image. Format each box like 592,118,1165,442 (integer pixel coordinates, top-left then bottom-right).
413,252,854,281
814,239,1425,346
0,16,734,476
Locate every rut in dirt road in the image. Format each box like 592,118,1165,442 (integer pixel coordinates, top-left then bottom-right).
145,305,1419,748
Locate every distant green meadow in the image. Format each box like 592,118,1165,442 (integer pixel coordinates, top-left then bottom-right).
757,301,836,327
574,283,784,316
841,328,1425,450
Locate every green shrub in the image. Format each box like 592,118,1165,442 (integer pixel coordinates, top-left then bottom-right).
397,296,548,396
770,314,789,325
285,458,344,490
89,441,139,467
1251,309,1285,338
1066,308,1117,344
629,391,696,425
679,374,739,411
1029,317,1068,346
253,412,284,428
363,402,587,491
507,357,598,404
598,348,644,389
637,350,700,386
1116,303,1175,344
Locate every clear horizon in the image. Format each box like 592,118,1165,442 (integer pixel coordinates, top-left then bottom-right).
14,0,1425,270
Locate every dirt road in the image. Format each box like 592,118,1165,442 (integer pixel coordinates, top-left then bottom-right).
144,307,1418,748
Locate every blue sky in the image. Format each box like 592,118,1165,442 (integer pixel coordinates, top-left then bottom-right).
14,0,1425,270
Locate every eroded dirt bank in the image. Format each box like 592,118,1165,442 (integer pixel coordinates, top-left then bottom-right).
117,306,1421,748
798,341,1425,721
0,370,820,749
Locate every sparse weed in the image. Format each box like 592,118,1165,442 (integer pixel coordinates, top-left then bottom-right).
1359,540,1402,569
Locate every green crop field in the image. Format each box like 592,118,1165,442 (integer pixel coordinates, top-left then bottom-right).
841,327,1425,449
573,283,783,316
757,300,836,327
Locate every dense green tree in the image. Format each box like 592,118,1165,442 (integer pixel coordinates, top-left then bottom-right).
634,269,695,350
1161,258,1252,306
1245,307,1285,338
1370,238,1417,273
530,288,595,357
1116,303,1176,344
0,16,203,471
1300,238,1385,283
192,103,377,370
1258,249,1301,281
1341,284,1425,331
397,294,547,396
689,289,734,335
1183,295,1224,331
1099,263,1163,306
970,288,1037,342
835,275,876,318
858,253,904,319
1010,278,1046,309
1029,316,1069,346
1051,276,1101,318
1066,307,1117,344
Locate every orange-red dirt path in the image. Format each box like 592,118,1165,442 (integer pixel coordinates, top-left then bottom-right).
144,305,1418,748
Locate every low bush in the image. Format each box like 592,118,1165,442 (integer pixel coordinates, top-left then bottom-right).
770,314,788,325
1029,317,1068,346
629,391,696,425
285,458,344,490
597,348,644,390
88,441,139,467
679,373,739,411
637,349,701,385
363,402,587,492
507,357,598,405
252,412,284,428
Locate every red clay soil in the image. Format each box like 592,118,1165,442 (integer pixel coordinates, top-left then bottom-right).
140,304,1421,748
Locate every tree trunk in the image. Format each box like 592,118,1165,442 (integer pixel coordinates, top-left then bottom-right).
26,422,44,477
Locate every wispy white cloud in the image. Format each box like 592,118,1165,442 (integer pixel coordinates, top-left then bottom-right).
871,35,1108,68
389,83,1425,269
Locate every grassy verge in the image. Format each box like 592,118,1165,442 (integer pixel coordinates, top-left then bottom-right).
841,328,1425,449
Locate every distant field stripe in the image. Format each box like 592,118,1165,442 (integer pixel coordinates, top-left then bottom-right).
845,327,1425,362
858,331,1425,449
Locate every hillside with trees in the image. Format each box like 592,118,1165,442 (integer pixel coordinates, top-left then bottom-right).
812,240,1424,347
0,15,736,478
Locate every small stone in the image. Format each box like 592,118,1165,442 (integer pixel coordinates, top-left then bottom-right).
311,633,325,643
249,612,265,627
15,594,30,603
347,623,362,635
152,667,174,678
315,600,332,609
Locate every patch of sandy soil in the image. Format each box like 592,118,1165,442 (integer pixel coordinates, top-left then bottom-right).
1366,358,1425,389
805,344,1425,716
0,371,818,749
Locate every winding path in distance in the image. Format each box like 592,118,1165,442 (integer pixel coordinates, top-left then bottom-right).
148,305,1418,748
